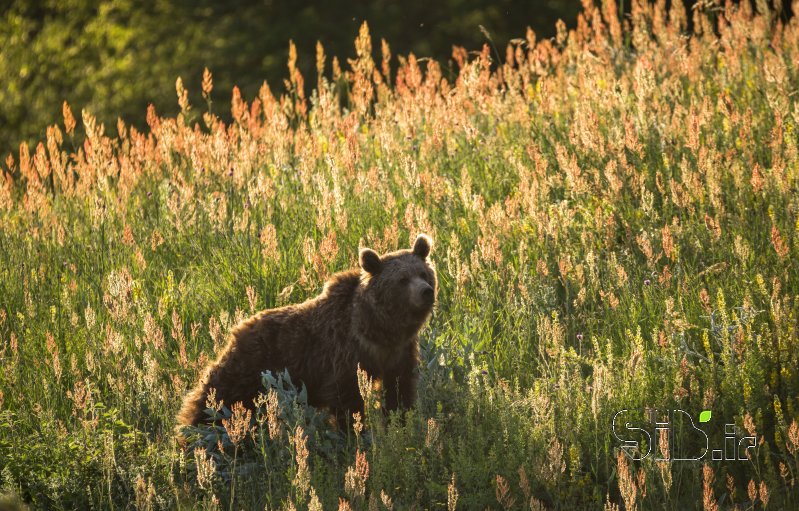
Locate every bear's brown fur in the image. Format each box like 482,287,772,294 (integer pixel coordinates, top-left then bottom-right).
176,234,436,430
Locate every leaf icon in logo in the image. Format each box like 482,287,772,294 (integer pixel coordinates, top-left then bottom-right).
699,410,712,423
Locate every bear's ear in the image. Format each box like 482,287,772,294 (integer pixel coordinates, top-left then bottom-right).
413,234,432,259
359,248,383,274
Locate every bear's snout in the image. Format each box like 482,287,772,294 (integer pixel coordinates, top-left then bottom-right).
412,280,435,310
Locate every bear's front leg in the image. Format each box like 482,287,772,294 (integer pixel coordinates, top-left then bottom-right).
320,374,365,430
383,341,421,413
383,368,418,413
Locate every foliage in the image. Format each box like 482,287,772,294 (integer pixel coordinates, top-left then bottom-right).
0,0,581,159
2,0,799,508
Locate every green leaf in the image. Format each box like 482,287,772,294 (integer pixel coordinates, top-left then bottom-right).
699,410,712,423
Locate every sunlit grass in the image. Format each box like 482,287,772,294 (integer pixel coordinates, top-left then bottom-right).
1,1,799,508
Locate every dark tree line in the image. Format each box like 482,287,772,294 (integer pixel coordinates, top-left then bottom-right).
0,0,584,158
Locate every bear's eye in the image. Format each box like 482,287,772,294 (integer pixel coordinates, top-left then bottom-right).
419,272,427,280
399,277,410,285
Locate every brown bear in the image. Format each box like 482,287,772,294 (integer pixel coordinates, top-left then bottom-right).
176,233,436,430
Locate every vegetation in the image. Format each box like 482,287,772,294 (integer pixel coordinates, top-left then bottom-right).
2,0,799,509
0,0,580,159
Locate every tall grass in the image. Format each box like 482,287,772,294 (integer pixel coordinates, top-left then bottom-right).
2,0,799,508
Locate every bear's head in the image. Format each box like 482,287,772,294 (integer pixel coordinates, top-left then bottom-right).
358,234,437,326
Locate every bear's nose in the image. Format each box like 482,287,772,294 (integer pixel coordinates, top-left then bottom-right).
422,285,434,302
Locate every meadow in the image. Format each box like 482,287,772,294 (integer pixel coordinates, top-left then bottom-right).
2,0,799,509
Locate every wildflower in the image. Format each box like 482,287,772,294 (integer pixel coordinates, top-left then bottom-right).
779,462,793,487
292,426,310,495
259,224,280,262
246,286,258,312
380,490,393,511
67,379,92,418
617,450,637,511
743,413,758,437
661,224,674,260
352,411,363,439
134,475,155,511
222,402,253,446
447,474,458,511
426,418,441,454
194,448,216,490
356,365,376,411
726,474,735,499
748,479,757,503
309,489,323,511
202,68,213,99
85,305,96,330
62,102,76,135
495,474,515,510
751,163,764,193
704,215,722,240
254,388,281,441
771,225,790,259
176,77,189,112
703,465,718,511
536,259,549,276
788,420,799,455
604,495,621,511
344,450,369,499
45,331,61,382
760,480,769,508
319,230,339,265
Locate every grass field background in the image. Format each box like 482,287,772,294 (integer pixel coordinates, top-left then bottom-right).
2,1,799,509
